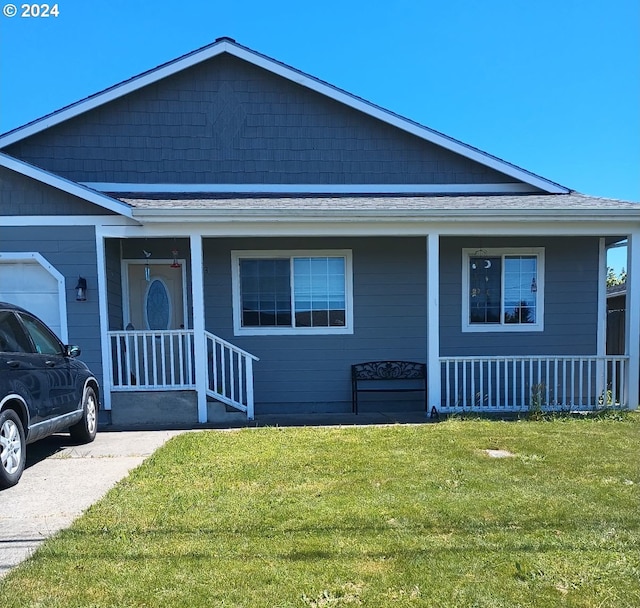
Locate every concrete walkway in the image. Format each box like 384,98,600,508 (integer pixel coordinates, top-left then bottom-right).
0,429,184,578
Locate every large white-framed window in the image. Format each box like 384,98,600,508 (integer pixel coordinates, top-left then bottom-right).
231,250,354,336
462,248,544,332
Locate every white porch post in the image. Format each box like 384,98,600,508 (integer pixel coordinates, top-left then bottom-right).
95,227,112,411
596,238,607,396
625,230,640,409
426,233,441,414
190,234,208,423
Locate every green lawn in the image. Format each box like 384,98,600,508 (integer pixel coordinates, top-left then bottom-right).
1,415,639,607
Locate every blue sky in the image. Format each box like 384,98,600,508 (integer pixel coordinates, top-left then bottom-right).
0,0,637,268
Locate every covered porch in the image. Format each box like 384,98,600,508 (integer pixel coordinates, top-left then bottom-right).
95,222,640,426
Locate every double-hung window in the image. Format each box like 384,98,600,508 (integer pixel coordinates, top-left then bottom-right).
462,248,544,332
231,250,353,335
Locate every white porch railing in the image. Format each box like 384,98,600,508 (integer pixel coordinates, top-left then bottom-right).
108,329,259,419
205,331,259,419
440,355,629,411
109,330,196,390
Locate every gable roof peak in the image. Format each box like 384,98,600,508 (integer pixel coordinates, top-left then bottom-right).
0,38,569,194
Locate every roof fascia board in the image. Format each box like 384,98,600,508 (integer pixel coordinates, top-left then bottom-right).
130,208,640,224
2,215,138,227
0,39,568,194
0,153,135,218
84,182,538,194
100,220,638,240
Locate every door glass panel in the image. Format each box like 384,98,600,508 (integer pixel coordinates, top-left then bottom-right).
146,279,171,330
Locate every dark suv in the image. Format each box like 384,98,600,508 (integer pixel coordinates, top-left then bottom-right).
0,302,99,489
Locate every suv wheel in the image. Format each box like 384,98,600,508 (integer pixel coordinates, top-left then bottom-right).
0,409,26,489
69,386,98,443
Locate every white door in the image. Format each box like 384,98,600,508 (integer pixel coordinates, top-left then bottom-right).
0,258,64,339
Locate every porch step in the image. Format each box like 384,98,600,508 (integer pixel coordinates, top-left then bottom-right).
206,397,250,424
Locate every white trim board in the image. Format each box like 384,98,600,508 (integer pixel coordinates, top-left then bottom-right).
82,183,539,195
0,153,135,219
0,39,568,195
95,219,637,240
1,216,137,227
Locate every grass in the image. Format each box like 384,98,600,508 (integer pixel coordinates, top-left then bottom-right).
1,414,639,607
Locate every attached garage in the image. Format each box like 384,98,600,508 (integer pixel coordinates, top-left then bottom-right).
0,252,68,342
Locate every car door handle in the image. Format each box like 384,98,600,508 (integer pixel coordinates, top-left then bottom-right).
45,360,57,367
6,360,21,368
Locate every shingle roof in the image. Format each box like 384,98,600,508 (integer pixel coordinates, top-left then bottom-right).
119,192,640,214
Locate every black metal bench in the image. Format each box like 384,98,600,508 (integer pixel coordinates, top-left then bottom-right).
351,361,427,414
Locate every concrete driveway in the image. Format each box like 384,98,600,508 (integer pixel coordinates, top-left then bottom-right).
0,429,184,578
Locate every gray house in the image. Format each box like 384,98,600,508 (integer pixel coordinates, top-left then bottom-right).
1,37,639,426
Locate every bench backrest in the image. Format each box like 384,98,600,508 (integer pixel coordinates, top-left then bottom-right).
352,361,426,381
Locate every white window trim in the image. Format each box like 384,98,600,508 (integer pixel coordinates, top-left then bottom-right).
461,247,545,333
231,249,354,336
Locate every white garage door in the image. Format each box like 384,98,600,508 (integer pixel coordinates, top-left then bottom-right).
0,255,66,341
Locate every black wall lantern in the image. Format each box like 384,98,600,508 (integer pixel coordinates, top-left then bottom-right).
75,277,87,301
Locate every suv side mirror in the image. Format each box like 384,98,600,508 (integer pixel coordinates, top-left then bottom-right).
66,345,81,358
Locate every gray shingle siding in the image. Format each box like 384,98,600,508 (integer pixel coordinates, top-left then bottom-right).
0,225,103,388
439,236,599,356
6,54,515,186
0,166,111,216
203,236,427,413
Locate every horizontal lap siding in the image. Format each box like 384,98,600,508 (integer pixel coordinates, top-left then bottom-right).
440,236,599,356
0,225,103,387
204,237,426,413
6,55,513,186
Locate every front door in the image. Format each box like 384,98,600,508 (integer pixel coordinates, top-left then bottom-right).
125,262,187,331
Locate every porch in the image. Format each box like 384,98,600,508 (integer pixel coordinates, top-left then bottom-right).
97,233,640,425
106,328,632,420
